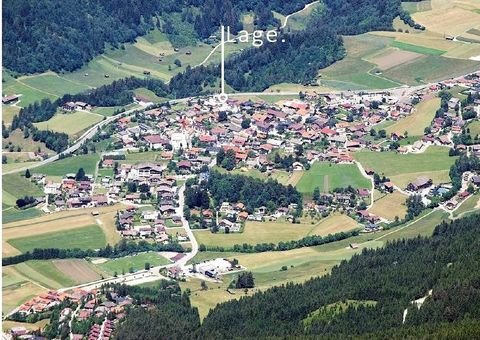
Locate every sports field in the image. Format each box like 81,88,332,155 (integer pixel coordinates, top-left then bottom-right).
193,214,358,248
369,191,408,221
8,224,106,254
96,252,171,275
386,97,440,137
35,154,99,177
296,162,371,195
34,111,103,137
353,146,456,188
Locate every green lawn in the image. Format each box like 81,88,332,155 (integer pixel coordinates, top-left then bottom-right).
97,252,171,275
36,154,99,176
34,111,103,137
296,162,370,195
353,146,456,188
8,225,106,253
391,41,445,56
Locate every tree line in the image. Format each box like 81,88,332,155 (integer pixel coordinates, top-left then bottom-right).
2,239,184,266
199,229,360,253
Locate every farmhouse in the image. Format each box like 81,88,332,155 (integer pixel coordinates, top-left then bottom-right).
2,94,19,104
407,177,432,191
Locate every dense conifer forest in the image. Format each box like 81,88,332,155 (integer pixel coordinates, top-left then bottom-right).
112,214,480,339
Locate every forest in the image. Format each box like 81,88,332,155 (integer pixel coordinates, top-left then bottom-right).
197,171,303,214
110,214,480,339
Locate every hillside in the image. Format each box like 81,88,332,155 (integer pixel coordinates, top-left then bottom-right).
114,214,480,338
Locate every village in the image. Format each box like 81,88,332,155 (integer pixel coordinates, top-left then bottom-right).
15,72,479,236
4,72,480,339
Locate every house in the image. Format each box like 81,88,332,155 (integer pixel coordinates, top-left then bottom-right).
92,195,108,206
2,94,20,104
167,266,184,279
383,181,395,193
407,177,432,191
144,135,169,149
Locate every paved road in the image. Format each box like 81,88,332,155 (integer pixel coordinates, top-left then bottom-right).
174,183,199,267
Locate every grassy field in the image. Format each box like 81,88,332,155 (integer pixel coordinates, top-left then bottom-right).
401,0,432,14
3,320,50,333
412,0,480,36
284,1,324,31
379,210,449,240
2,71,57,107
96,252,171,275
34,111,103,137
353,146,455,188
320,34,402,90
8,224,106,253
453,193,480,218
386,97,440,137
213,166,293,185
133,88,166,102
21,73,91,96
3,204,124,256
3,207,42,224
120,151,165,164
2,104,21,125
36,154,99,176
369,191,408,220
390,41,445,55
296,162,370,195
3,129,52,154
467,120,480,139
53,259,104,283
2,173,44,206
193,214,358,248
382,55,480,85
13,260,76,288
